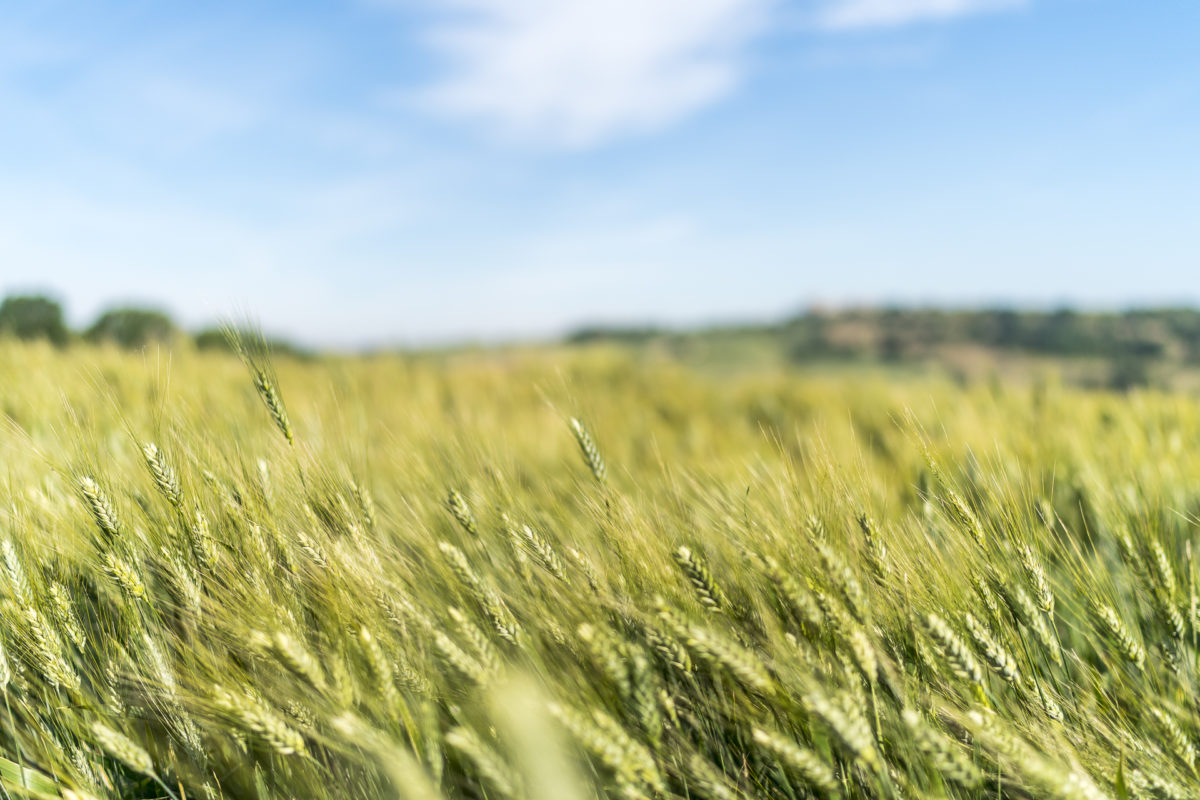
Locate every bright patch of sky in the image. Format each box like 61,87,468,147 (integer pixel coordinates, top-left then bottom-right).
1,1,1197,346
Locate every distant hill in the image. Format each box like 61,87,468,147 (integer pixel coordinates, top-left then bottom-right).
566,308,1200,389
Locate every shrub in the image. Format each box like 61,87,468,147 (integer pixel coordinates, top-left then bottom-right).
0,294,69,345
87,307,176,348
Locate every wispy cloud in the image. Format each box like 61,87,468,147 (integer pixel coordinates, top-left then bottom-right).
409,0,1029,147
415,0,773,148
817,0,1027,31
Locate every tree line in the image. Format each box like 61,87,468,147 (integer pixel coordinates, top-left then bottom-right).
568,306,1200,389
571,307,1200,361
0,294,309,356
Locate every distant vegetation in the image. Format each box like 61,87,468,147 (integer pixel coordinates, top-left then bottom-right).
0,293,309,357
194,327,314,360
5,292,1200,390
568,307,1200,389
0,295,70,346
568,307,1200,361
86,308,177,348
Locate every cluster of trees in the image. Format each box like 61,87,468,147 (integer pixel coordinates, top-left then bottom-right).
569,307,1200,389
569,308,1200,360
774,309,1200,391
0,294,308,356
778,308,1200,389
776,308,1199,363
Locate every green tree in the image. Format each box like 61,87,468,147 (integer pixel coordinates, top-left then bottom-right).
87,308,176,349
1107,355,1152,392
194,327,312,360
0,295,69,345
193,328,230,351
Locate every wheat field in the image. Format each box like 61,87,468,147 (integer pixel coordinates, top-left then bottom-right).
0,338,1197,799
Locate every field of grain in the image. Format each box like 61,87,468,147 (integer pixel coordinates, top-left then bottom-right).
0,339,1197,799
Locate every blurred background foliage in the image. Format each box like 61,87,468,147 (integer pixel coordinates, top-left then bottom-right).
8,292,1200,392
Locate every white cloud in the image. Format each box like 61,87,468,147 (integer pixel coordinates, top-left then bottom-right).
416,0,773,148
817,0,1027,30
409,0,1030,146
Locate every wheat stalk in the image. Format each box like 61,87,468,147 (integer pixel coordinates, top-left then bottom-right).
569,418,606,483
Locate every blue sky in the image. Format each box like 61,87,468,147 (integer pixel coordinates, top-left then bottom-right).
1,1,1198,346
